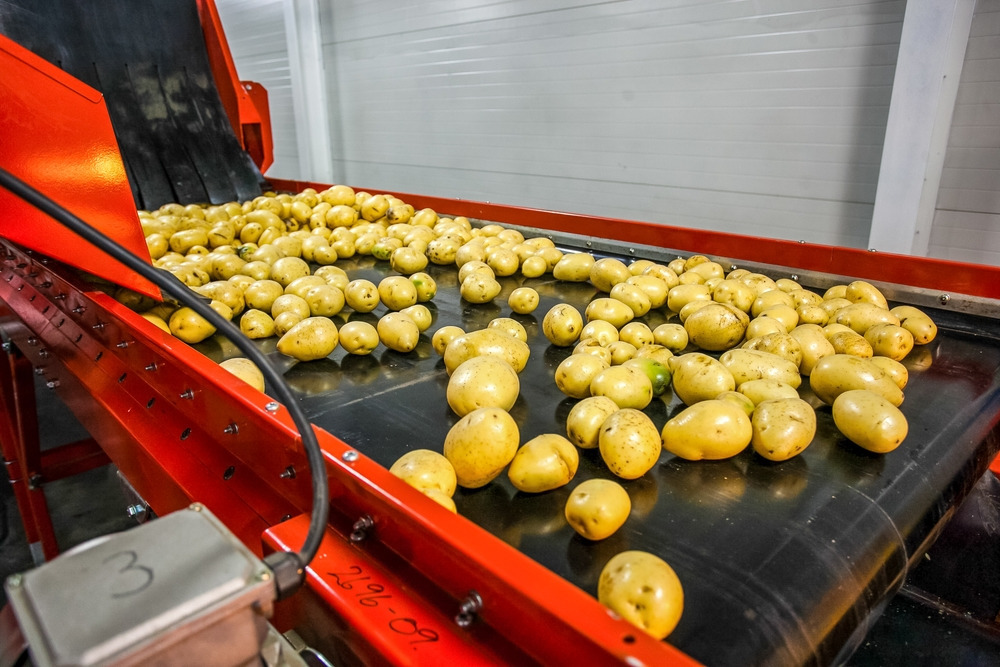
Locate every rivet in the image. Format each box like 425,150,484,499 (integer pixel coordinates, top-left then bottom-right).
45,380,59,389
342,450,359,462
939,294,950,305
265,401,280,412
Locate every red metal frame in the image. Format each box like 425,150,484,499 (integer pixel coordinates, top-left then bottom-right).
197,0,274,174
0,36,158,299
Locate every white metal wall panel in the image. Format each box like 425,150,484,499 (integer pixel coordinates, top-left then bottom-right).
929,0,1000,266
215,0,302,180
317,0,905,248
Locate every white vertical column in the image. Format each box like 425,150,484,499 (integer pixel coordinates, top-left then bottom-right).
284,0,334,183
868,0,976,256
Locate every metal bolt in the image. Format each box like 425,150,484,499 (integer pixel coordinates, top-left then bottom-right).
180,389,194,399
145,363,158,371
868,248,877,252
39,281,52,289
627,248,635,255
190,503,203,512
280,466,296,479
454,591,483,628
585,240,592,248
258,571,272,582
126,504,146,518
116,341,131,349
45,380,59,389
26,337,37,346
34,367,45,376
92,322,105,330
53,293,66,300
265,401,280,412
342,450,359,462
38,349,49,358
790,274,799,281
939,294,950,305
1,342,10,352
72,306,85,314
223,422,239,435
350,515,374,542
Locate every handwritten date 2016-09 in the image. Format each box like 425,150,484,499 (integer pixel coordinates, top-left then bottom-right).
328,564,439,645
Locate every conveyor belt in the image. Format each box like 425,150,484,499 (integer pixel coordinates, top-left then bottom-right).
185,240,1000,666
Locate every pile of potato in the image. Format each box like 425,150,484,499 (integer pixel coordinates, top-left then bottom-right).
134,185,938,642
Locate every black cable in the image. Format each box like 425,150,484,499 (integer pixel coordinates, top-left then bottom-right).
0,167,329,598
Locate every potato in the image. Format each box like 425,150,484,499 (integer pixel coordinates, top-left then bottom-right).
626,274,669,309
520,255,547,278
828,330,874,358
684,303,749,351
789,324,836,375
738,378,800,405
377,276,418,311
338,321,379,355
745,316,785,340
845,280,888,309
719,349,802,388
581,320,619,347
447,356,520,416
583,298,633,329
609,283,652,317
869,356,909,390
750,398,816,461
574,340,613,364
832,389,908,453
864,323,914,361
809,354,904,406
751,289,794,317
273,311,304,337
621,358,672,396
590,366,653,410
619,322,654,348
507,434,580,493
607,341,638,365
552,253,596,282
508,287,540,314
277,317,339,361
444,329,530,374
632,344,674,368
566,396,620,449
169,302,226,344
269,256,310,288
756,304,798,333
219,357,265,393
283,275,328,298
834,302,900,334
590,257,631,292
443,407,520,488
653,323,688,353
239,309,275,339
390,246,428,274
889,305,938,345
598,551,684,640
666,284,711,313
713,279,756,313
717,390,755,416
738,272,778,296
564,479,631,540
432,325,465,356
555,354,610,399
543,303,585,346
668,353,736,405
391,449,457,497
599,408,661,479
141,312,171,334
661,399,752,460
304,285,346,318
742,332,802,367
344,279,380,312
458,260,494,283
408,272,437,302
488,317,527,343
377,312,420,353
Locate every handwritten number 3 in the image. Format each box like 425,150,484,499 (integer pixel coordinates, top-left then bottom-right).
102,550,154,598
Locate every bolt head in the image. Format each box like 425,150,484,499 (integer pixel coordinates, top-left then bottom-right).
342,450,359,462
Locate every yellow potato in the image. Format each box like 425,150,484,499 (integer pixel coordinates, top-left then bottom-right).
400,304,433,332
141,312,171,334
508,287,540,314
283,275,328,298
269,256,310,288
684,303,749,351
751,289,795,317
344,279,380,313
668,353,736,405
552,253,596,281
444,329,530,374
197,281,245,316
834,302,900,334
169,302,226,344
507,434,580,493
520,255,547,278
845,280,888,309
750,398,816,461
589,258,631,292
738,378,800,405
239,309,275,339
809,354,904,406
555,354,610,399
543,303,585,346
713,279,756,313
738,272,779,296
584,298,635,329
447,356,520,416
609,283,652,317
566,396,620,449
581,320,619,347
409,272,437,302
719,348,802,388
717,390,756,416
756,304,798,333
789,324,836,375
653,323,688,353
607,341,638,365
377,312,420,353
590,365,653,410
745,316,785,340
277,317,339,361
741,332,803,367
432,325,465,356
443,407,520,488
661,399,752,460
487,317,527,342
869,356,909,390
389,448,457,495
632,344,674,368
598,550,684,640
458,260,494,283
423,488,457,512
390,246,428,274
828,330,874,358
598,408,661,479
304,285,346,318
864,323,914,361
338,321,379,355
219,357,265,393
626,274,669,309
619,322,654,348
378,276,419,311
666,284,711,313
832,389,908,453
460,273,502,304
889,305,938,345
564,478,631,540
621,358,672,396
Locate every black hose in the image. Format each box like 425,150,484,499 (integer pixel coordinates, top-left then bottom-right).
0,167,329,597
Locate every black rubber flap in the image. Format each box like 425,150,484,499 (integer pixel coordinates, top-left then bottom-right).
0,0,268,210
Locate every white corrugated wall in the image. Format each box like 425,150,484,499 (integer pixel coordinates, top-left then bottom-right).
929,0,1000,266
214,0,999,263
